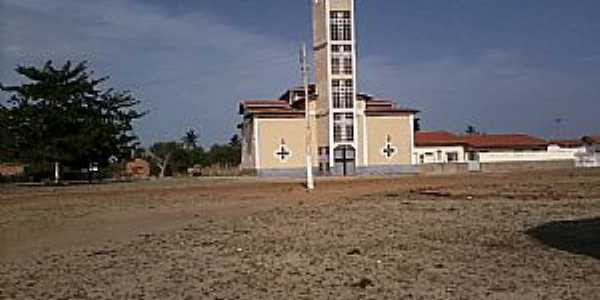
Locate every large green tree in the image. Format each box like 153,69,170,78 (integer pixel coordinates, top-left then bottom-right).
0,60,145,175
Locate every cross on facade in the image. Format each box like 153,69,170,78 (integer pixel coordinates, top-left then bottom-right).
382,143,397,159
275,142,291,161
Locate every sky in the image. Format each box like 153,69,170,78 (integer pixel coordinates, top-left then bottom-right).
1,0,599,146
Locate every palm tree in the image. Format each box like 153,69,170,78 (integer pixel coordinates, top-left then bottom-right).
182,129,198,150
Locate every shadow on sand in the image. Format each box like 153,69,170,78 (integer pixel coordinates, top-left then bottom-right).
527,217,600,259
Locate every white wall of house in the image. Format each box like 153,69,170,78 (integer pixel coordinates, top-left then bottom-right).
575,144,600,167
413,146,465,164
477,150,577,163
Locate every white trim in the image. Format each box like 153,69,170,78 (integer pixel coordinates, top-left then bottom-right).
253,118,260,170
409,114,415,164
363,113,368,166
326,0,335,167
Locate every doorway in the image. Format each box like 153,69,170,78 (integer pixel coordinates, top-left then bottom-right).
333,145,356,176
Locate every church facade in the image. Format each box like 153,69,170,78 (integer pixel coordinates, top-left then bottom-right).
239,0,418,176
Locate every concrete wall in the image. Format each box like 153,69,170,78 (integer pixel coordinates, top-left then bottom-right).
330,0,352,10
256,118,306,170
240,118,256,170
313,0,331,153
366,115,412,166
478,151,578,163
480,160,575,172
416,160,576,176
414,145,466,164
416,163,469,175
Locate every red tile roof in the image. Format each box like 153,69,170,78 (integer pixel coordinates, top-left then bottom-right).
364,99,419,116
239,100,303,118
415,131,465,147
240,98,418,118
415,131,548,149
461,134,547,149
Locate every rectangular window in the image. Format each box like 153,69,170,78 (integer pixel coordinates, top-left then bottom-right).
447,152,459,162
331,57,341,74
331,45,353,75
333,113,354,143
332,79,354,109
330,11,352,41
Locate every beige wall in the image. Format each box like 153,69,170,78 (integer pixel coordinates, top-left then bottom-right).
256,118,306,169
313,0,331,150
330,0,353,10
366,115,413,165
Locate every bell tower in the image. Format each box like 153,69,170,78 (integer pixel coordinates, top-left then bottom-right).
312,0,358,175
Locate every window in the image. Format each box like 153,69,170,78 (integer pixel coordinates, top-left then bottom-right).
447,152,459,162
331,45,353,75
332,79,354,109
330,11,351,41
333,113,354,142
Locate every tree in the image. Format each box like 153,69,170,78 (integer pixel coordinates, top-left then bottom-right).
182,128,198,150
466,124,478,135
146,142,178,178
0,60,145,180
228,134,242,166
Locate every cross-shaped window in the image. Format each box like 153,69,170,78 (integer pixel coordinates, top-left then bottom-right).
382,143,397,159
274,142,292,162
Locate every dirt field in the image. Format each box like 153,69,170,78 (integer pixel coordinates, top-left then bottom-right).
1,169,599,299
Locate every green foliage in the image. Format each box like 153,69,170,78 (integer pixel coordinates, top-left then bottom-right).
182,129,198,150
147,134,241,176
466,124,478,135
0,60,145,171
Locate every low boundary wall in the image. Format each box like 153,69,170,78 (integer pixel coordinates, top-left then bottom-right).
416,160,576,175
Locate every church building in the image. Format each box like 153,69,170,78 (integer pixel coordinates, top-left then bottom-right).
239,0,418,176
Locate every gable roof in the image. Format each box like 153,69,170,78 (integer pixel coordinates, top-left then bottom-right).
240,97,418,118
364,99,419,116
415,131,549,149
415,131,465,147
461,134,547,149
239,100,304,118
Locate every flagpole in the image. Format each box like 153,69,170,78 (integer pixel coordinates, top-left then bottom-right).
301,43,315,190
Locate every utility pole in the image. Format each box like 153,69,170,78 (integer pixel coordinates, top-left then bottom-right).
554,117,563,139
301,43,315,190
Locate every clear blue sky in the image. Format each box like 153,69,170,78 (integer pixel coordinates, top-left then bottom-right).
1,0,599,146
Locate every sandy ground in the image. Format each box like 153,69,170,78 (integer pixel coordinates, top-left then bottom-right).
1,169,599,299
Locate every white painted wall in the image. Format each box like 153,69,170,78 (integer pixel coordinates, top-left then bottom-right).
575,144,600,167
477,151,577,163
413,146,465,164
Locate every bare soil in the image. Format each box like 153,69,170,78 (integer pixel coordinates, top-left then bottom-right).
1,170,600,299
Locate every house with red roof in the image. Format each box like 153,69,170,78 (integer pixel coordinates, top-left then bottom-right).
414,131,586,165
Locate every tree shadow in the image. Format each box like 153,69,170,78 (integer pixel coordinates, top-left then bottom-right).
527,217,600,259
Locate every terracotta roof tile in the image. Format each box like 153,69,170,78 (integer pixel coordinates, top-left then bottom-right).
460,134,547,149
415,132,549,149
415,131,465,146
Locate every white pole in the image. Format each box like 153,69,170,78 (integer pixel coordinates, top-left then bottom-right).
54,161,60,184
302,43,315,190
